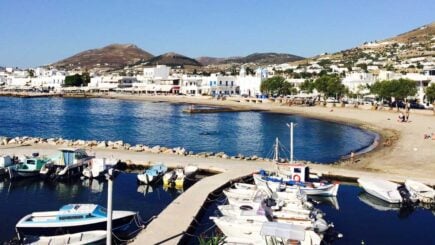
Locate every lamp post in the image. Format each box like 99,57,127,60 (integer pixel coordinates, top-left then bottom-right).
286,122,295,163
106,169,114,245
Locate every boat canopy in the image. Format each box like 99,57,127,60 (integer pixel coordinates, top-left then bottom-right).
260,222,306,241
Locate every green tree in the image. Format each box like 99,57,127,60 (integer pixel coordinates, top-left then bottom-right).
313,75,346,101
371,79,417,110
64,74,84,87
426,83,435,104
299,79,315,93
260,76,295,96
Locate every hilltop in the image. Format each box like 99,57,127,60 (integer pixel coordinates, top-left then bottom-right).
51,44,154,70
141,52,202,68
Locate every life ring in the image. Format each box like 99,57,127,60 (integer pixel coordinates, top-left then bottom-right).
293,175,301,182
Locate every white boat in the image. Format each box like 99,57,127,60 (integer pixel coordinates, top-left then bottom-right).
224,222,322,245
40,149,93,180
163,165,198,187
23,230,106,245
137,163,167,184
357,177,402,203
405,179,435,204
16,204,136,238
254,173,339,197
211,215,328,239
82,157,118,179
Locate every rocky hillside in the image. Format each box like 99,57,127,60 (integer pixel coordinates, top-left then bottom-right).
51,44,154,70
198,53,304,66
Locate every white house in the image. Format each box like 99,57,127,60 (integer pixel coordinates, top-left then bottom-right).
180,75,203,95
142,65,170,80
341,72,375,94
88,75,136,90
201,74,237,96
237,67,267,97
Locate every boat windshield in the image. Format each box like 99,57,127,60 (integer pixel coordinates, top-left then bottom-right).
26,160,36,165
93,206,107,217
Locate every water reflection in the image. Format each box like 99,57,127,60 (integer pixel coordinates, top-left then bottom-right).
310,196,340,210
358,191,401,212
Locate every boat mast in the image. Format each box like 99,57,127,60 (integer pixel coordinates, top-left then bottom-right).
106,169,114,245
286,122,294,163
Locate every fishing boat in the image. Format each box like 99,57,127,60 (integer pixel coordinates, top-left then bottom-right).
10,154,52,178
163,165,198,187
23,230,106,245
256,133,340,197
40,149,93,180
405,179,435,204
137,163,167,184
82,157,118,179
357,177,402,203
254,171,339,197
15,204,136,238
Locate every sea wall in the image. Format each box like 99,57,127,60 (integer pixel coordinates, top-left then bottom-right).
0,135,273,162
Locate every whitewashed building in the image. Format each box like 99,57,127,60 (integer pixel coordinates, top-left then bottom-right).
201,74,237,96
88,75,136,90
341,72,375,94
237,67,267,97
180,75,203,95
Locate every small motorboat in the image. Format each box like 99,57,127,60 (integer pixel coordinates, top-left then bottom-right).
137,163,167,184
405,179,435,204
82,157,118,179
163,165,198,187
357,177,402,203
23,230,106,245
10,154,52,178
40,149,93,180
16,204,136,239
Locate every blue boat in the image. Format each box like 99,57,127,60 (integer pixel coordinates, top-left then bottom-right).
15,204,136,239
137,163,168,184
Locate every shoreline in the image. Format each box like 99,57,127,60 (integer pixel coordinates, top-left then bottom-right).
2,92,435,181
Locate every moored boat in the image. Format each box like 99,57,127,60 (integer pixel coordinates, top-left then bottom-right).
10,154,51,178
82,157,118,179
15,204,136,239
137,163,167,184
357,177,402,203
23,230,106,245
405,179,435,204
40,149,93,180
163,165,198,187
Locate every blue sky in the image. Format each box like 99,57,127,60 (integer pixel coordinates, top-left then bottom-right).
0,0,434,68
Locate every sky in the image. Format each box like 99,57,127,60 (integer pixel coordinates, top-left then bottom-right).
0,0,434,68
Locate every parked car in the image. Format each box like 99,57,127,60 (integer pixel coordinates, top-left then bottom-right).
390,101,406,108
326,97,338,103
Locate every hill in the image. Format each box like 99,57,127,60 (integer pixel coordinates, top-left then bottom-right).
51,44,154,70
142,52,202,68
197,53,304,66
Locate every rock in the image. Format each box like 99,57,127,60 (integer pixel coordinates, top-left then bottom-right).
74,140,86,146
251,155,258,160
151,145,161,153
237,154,245,160
230,156,237,160
97,141,107,148
222,154,229,159
163,149,174,154
188,151,194,155
130,145,143,152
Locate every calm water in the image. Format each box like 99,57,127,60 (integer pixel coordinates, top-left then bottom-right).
191,184,435,245
0,97,376,163
0,173,186,242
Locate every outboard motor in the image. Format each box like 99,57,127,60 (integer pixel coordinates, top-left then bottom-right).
398,184,418,205
313,218,329,233
265,198,277,207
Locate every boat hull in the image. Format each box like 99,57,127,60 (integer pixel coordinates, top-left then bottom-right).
16,215,135,238
16,170,41,178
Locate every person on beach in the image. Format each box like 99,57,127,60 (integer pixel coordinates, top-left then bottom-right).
350,152,355,164
405,108,410,122
398,112,405,122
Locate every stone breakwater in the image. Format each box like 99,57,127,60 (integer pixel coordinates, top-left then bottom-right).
0,136,276,163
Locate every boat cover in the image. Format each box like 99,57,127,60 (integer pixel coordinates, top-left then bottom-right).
260,222,305,241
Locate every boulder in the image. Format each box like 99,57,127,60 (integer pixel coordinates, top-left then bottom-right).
222,154,229,159
151,145,161,153
96,141,107,149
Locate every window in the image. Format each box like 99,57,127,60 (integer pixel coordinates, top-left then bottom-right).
219,81,222,85
294,168,301,173
225,81,228,86
27,160,36,165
